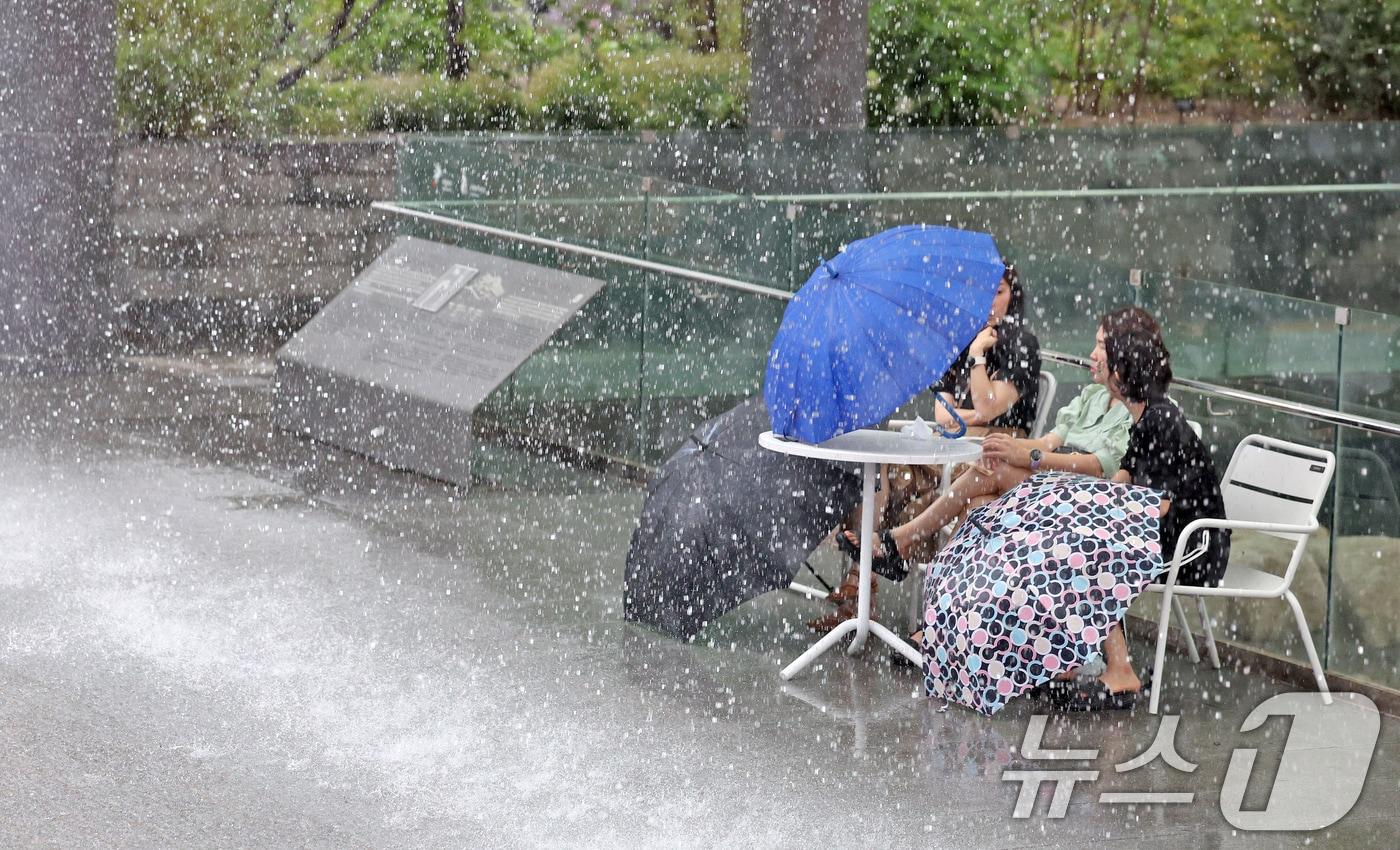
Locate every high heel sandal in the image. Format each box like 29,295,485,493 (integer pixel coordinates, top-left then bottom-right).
837,529,909,582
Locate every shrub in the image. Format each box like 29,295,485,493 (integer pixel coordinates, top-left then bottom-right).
523,52,639,130
264,74,526,135
1147,1,1295,106
867,0,1035,128
1269,0,1399,118
363,74,524,132
606,50,747,129
520,47,746,131
116,0,265,137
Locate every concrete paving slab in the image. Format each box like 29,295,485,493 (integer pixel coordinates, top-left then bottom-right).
1,367,1395,848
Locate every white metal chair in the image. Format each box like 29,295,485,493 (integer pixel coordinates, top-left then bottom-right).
1145,434,1336,714
1029,371,1057,438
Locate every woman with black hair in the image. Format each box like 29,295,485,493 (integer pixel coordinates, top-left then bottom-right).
931,262,1041,435
810,262,1040,633
1053,328,1230,711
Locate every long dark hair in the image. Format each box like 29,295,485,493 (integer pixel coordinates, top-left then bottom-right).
1000,259,1025,326
1105,328,1173,403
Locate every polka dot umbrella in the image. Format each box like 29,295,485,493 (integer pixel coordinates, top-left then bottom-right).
920,471,1167,716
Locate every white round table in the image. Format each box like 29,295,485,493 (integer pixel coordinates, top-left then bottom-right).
759,429,982,678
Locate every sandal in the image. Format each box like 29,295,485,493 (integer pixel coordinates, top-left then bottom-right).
889,631,924,669
1028,679,1076,701
838,529,909,582
826,570,874,605
1055,679,1141,712
835,530,861,562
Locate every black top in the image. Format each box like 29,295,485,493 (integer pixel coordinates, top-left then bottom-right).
1120,398,1231,587
934,322,1041,434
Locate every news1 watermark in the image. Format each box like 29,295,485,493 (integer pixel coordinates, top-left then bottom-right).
1002,692,1381,830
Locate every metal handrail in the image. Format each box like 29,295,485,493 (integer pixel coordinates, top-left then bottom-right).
372,201,1400,440
1039,352,1400,439
372,202,794,301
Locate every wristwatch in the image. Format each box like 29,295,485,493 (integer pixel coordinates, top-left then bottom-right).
1029,448,1043,471
970,355,988,368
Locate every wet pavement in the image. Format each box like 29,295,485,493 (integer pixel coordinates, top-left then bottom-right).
2,359,1397,848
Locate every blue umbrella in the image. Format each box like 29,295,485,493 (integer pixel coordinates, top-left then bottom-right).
764,225,1004,444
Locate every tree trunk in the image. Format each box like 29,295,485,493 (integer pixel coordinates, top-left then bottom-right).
693,0,719,52
444,0,471,79
275,0,391,93
746,0,869,130
1089,6,1132,116
1066,0,1088,118
1129,0,1158,123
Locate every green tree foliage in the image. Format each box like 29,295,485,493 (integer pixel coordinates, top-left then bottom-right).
115,0,1394,137
1268,0,1399,118
868,0,1034,127
869,0,1304,126
1149,1,1294,104
117,0,271,136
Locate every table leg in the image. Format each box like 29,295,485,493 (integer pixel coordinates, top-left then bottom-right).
782,460,943,679
846,462,876,655
780,617,859,680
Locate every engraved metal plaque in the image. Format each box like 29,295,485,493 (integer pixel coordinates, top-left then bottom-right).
273,236,605,486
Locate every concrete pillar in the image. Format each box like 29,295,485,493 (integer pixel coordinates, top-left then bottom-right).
0,0,115,366
746,0,869,129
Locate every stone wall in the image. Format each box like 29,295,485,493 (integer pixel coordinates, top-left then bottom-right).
113,139,399,352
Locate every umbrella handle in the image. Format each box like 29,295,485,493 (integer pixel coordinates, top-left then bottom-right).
933,394,968,439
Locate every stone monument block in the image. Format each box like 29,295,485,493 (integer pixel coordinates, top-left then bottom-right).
274,236,605,486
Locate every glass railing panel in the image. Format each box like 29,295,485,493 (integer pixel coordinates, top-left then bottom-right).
513,159,650,255
1327,306,1400,688
871,126,1241,193
1139,274,1342,411
635,129,749,191
643,175,793,288
1326,425,1400,690
395,137,522,229
737,128,878,195
1340,308,1400,425
639,274,784,464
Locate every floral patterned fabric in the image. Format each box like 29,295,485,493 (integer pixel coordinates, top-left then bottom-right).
921,472,1166,715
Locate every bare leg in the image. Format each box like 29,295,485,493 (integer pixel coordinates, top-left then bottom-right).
960,493,997,518
884,463,1032,558
1097,624,1141,693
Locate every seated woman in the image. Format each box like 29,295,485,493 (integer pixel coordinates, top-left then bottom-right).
881,262,1041,537
844,306,1158,581
931,261,1041,437
811,261,1037,632
1053,327,1231,711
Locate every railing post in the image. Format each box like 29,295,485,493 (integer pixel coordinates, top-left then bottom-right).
787,204,800,289
637,177,653,464
1323,305,1351,669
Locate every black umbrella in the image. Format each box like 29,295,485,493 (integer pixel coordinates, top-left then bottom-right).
624,397,861,640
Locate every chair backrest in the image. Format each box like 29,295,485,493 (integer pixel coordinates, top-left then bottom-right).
1220,434,1335,540
1030,371,1057,438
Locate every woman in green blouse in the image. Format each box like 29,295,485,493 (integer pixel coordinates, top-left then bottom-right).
847,307,1161,577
